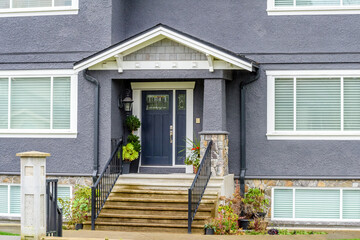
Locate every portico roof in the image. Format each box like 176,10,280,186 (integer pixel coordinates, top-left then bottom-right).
74,24,259,73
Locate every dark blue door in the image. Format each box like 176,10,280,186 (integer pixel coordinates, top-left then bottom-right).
141,91,173,166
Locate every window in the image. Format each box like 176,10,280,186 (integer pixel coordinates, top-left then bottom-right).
267,70,360,140
0,185,71,216
267,0,360,15
0,70,77,138
0,0,78,17
272,188,360,221
0,185,20,216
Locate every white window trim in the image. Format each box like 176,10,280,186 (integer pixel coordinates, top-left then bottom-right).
267,0,360,15
0,184,20,217
0,69,78,138
0,0,78,17
271,187,360,222
267,70,360,140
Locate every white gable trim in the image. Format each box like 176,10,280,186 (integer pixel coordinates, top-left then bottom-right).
74,26,254,72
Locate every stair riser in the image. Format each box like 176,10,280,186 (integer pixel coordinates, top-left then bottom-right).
105,201,215,208
96,217,208,225
86,224,204,234
100,208,212,216
114,184,222,192
109,192,217,199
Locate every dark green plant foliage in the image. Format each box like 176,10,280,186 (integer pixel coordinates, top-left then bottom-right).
127,134,141,152
125,115,141,132
242,188,270,213
245,229,327,235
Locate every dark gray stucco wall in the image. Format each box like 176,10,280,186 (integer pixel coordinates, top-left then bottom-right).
111,0,126,44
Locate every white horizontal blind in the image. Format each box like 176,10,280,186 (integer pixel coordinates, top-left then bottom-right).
274,0,360,6
0,0,9,8
57,186,71,207
295,189,340,219
273,189,293,218
53,77,71,129
0,78,8,129
11,77,51,129
296,0,340,6
296,78,341,131
343,0,360,5
54,0,71,6
10,186,20,214
13,0,52,8
343,190,360,219
275,0,294,6
344,78,360,130
275,78,294,130
0,186,8,214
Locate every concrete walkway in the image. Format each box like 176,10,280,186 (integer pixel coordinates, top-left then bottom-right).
42,229,360,240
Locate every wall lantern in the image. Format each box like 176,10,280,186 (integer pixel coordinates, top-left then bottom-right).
118,89,133,115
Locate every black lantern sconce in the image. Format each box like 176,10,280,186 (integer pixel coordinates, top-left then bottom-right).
118,89,134,116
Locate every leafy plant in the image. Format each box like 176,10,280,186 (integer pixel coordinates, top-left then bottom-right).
204,218,217,230
225,182,252,219
125,115,141,132
58,185,92,229
122,143,139,161
242,188,269,214
179,137,200,167
249,218,268,233
127,133,141,152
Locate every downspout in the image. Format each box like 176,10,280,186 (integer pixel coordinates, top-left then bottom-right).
83,70,100,184
240,67,260,196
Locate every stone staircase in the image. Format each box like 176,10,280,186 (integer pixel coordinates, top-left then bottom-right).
84,174,234,233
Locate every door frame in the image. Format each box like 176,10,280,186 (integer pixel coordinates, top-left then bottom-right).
131,82,195,167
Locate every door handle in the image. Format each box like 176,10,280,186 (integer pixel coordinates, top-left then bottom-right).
170,125,173,144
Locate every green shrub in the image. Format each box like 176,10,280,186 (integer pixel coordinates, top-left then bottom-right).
125,115,141,132
127,134,141,152
122,143,139,161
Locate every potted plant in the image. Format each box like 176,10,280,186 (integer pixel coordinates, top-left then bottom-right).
242,188,269,218
204,219,216,235
122,143,139,174
125,115,141,172
180,137,201,173
58,185,91,230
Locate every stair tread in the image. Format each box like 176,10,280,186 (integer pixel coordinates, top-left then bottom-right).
107,197,216,203
115,182,222,187
102,205,213,211
99,213,210,219
111,188,218,195
86,221,205,229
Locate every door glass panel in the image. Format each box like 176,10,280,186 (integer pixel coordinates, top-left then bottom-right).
177,93,186,110
146,94,169,110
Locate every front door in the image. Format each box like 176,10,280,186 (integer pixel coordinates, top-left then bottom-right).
142,91,173,166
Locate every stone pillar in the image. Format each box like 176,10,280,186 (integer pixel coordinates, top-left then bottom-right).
17,151,50,240
200,79,229,177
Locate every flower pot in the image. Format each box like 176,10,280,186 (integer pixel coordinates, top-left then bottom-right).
193,165,199,174
185,165,193,173
130,157,140,173
75,223,83,230
204,228,215,235
238,219,251,230
122,161,131,174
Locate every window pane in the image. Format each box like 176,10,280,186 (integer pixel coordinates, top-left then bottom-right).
0,185,8,214
275,78,294,130
296,0,340,6
296,78,341,131
274,189,293,218
0,0,10,8
57,186,71,207
53,77,71,129
344,0,360,5
12,0,52,8
54,0,71,6
10,186,20,214
0,78,8,129
275,0,294,6
343,190,360,219
344,78,360,130
146,95,169,110
11,77,51,129
177,93,186,111
295,189,340,219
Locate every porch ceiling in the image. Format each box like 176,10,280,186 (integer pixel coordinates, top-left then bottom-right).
74,24,259,73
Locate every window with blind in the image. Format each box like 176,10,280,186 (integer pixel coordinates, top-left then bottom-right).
0,0,78,17
0,185,71,216
268,74,360,139
268,0,360,15
273,188,360,221
0,75,76,137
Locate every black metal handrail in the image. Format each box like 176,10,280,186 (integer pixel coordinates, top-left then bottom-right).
46,179,63,237
188,140,213,234
91,138,123,230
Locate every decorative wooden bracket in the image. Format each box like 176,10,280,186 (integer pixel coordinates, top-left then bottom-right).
114,54,123,73
206,54,214,72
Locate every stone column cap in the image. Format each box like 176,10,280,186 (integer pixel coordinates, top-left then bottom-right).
199,131,229,135
16,151,51,157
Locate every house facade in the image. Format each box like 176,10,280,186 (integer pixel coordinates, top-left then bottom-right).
1,0,360,226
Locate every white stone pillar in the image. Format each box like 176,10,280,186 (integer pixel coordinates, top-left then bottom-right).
17,151,50,240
